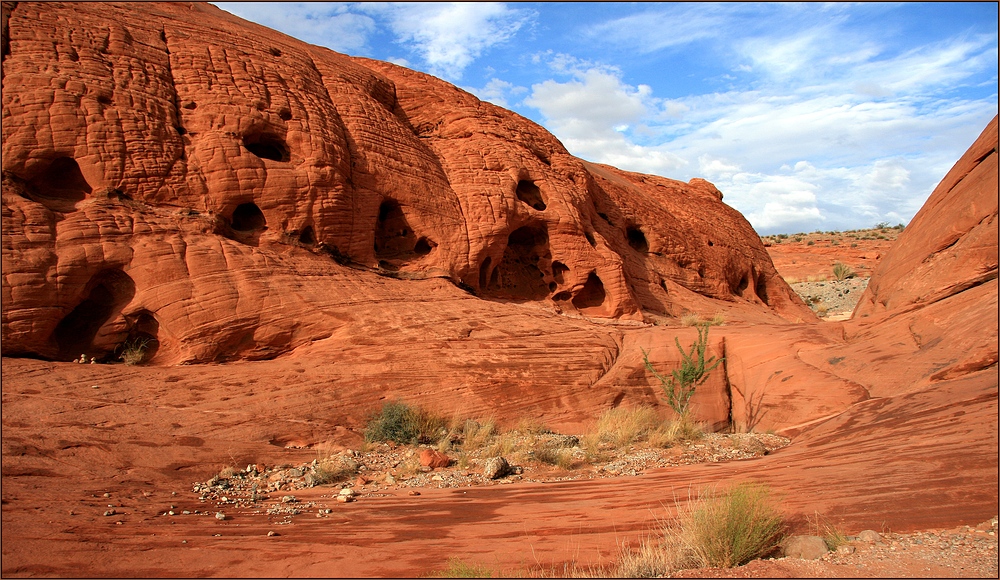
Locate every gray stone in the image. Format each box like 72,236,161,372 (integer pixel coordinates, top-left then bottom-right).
483,456,511,480
858,529,882,543
781,535,829,559
837,544,856,554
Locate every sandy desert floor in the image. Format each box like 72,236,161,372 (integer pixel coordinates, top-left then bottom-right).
2,227,997,578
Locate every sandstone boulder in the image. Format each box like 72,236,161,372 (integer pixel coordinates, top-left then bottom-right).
419,449,451,469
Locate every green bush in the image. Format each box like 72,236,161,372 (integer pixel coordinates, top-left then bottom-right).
364,401,420,444
680,482,785,568
642,324,723,416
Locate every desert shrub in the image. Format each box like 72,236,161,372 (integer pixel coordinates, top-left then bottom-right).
832,262,855,281
460,417,498,451
364,401,420,444
534,445,575,470
708,312,726,326
806,240,815,246
680,313,701,327
613,535,685,578
434,558,495,578
875,221,890,229
793,236,803,242
642,324,723,416
590,405,660,449
648,415,703,448
679,482,785,568
311,455,358,485
119,337,150,365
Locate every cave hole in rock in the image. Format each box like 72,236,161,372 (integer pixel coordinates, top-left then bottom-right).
553,291,572,302
515,180,546,211
484,224,551,301
585,231,596,247
113,310,161,364
243,131,290,162
298,225,315,245
52,269,136,361
734,275,749,296
572,272,607,311
708,240,714,247
549,282,557,292
479,256,492,289
626,225,649,253
28,157,92,207
231,202,267,232
597,212,613,225
755,276,769,305
277,106,292,121
374,199,427,263
552,261,569,284
414,237,433,255
269,47,282,57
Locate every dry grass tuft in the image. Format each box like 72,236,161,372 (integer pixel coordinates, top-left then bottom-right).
678,482,785,568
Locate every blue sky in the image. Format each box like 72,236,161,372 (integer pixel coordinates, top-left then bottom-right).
215,2,998,235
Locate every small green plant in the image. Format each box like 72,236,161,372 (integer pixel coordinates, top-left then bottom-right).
679,482,785,568
642,324,723,416
832,262,855,281
119,338,150,365
364,401,420,444
806,240,815,246
874,221,890,229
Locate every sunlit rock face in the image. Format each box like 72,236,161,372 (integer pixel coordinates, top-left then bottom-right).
1,2,808,363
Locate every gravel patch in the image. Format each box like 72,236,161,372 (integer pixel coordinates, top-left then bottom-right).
791,278,869,318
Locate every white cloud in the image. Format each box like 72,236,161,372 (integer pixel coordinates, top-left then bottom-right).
215,3,375,53
359,3,532,80
467,78,526,108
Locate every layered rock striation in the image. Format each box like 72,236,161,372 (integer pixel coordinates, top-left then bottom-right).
1,1,809,364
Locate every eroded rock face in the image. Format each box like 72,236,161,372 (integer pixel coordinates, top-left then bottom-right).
1,2,807,363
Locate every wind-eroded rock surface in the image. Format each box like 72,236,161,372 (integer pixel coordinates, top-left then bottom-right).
1,1,809,366
1,2,996,577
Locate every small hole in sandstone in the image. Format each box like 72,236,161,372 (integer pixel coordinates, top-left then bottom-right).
269,47,282,57
572,272,607,311
708,240,714,247
243,132,290,162
97,93,112,106
626,226,648,253
553,291,572,301
479,256,492,289
277,107,292,121
182,101,197,110
515,180,546,211
585,231,596,247
231,202,266,232
552,261,569,284
597,212,612,225
298,226,315,245
28,157,92,207
548,282,557,292
414,237,432,255
175,126,186,135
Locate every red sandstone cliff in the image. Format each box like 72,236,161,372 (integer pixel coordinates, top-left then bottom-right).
1,2,810,365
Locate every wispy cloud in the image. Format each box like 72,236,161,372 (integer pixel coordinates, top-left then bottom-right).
521,8,998,233
215,2,375,53
358,2,533,80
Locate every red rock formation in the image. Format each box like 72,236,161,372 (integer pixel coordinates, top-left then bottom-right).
1,1,810,364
